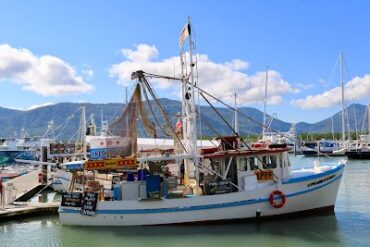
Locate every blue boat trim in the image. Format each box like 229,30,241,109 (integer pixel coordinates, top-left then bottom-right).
60,169,343,215
284,164,344,184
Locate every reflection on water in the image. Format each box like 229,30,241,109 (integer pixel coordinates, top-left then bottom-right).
1,156,370,247
1,214,345,247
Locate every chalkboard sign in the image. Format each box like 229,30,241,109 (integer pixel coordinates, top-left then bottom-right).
61,192,82,207
205,180,232,195
80,192,99,216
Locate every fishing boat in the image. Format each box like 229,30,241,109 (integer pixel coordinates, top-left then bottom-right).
59,19,346,226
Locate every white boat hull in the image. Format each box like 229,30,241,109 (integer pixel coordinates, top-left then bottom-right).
51,170,72,192
331,148,347,156
59,164,344,226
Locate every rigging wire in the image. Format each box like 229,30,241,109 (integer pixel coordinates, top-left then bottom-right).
200,91,238,137
136,74,187,153
51,107,82,140
140,70,339,159
192,27,204,149
197,84,338,160
200,115,278,182
140,81,172,137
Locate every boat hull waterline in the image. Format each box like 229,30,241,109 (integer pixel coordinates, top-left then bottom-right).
59,164,344,226
345,151,370,159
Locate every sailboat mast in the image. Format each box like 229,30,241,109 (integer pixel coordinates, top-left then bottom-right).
263,67,268,137
331,117,335,140
340,52,346,143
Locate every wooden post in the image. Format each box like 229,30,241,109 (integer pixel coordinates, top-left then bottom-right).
41,146,48,183
69,172,77,192
0,180,4,210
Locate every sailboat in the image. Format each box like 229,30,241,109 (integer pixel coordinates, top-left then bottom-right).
331,52,351,156
259,68,299,153
302,52,349,157
345,104,370,159
58,19,346,226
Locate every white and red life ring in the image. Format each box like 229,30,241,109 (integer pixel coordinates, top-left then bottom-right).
269,190,286,208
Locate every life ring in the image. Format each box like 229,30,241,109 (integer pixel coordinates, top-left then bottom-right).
269,190,286,208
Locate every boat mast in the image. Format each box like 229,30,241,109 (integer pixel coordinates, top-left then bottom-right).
180,17,199,193
340,52,346,143
368,104,370,141
331,117,335,141
234,92,239,135
187,17,197,158
81,106,87,159
263,66,268,137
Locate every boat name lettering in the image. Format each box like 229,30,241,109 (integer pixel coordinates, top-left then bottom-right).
61,192,82,207
307,174,335,187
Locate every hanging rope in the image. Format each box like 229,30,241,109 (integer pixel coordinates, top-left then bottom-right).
134,72,187,153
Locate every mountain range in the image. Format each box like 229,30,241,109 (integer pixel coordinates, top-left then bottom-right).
0,99,368,139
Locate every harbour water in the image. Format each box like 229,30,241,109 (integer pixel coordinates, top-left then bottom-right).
1,155,370,247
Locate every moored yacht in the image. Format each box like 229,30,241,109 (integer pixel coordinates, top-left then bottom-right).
345,134,370,159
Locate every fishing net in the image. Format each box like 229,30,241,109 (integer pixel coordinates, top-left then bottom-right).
108,83,156,158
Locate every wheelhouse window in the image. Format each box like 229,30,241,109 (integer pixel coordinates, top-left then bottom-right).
278,154,283,167
249,157,258,170
262,155,277,169
210,158,221,172
239,157,248,171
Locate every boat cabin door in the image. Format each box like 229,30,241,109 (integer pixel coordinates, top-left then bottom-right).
223,157,238,191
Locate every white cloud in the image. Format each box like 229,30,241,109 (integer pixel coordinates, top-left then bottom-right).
121,44,158,62
225,59,249,70
109,44,298,105
291,74,370,109
296,82,315,90
318,78,328,86
82,69,94,79
0,44,94,96
27,102,54,110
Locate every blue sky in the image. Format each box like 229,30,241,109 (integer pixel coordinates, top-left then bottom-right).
1,1,370,123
